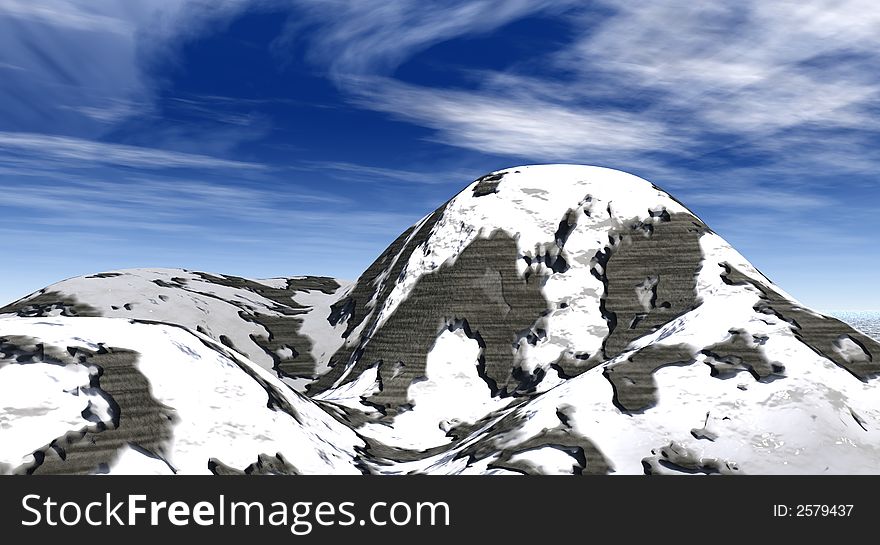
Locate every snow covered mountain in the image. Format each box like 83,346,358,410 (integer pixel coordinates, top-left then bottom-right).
2,164,879,475
0,270,349,391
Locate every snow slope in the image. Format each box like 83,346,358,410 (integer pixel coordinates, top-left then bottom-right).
0,316,363,474
2,164,879,475
0,269,349,391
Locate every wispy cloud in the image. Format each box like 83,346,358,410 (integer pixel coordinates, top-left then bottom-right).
0,0,261,139
0,61,25,71
0,171,417,237
558,1,880,137
0,0,133,34
58,99,140,124
297,159,475,186
710,210,875,250
348,77,684,160
281,0,578,78
282,0,880,183
5,1,879,180
0,132,264,170
682,188,828,210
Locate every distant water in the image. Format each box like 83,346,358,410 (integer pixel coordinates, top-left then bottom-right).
829,311,880,342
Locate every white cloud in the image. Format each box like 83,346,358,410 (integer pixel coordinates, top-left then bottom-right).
564,1,880,136
280,0,880,179
282,0,578,77
0,0,133,33
0,169,419,237
0,0,261,138
349,77,681,160
4,0,878,176
0,131,264,169
682,188,827,210
298,160,476,186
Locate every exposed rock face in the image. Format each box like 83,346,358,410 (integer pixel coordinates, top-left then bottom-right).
2,164,879,475
311,232,551,416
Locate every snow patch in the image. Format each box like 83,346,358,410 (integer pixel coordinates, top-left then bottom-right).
0,360,108,470
358,327,511,450
292,285,351,371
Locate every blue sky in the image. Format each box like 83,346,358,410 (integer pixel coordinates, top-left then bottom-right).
0,1,878,311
